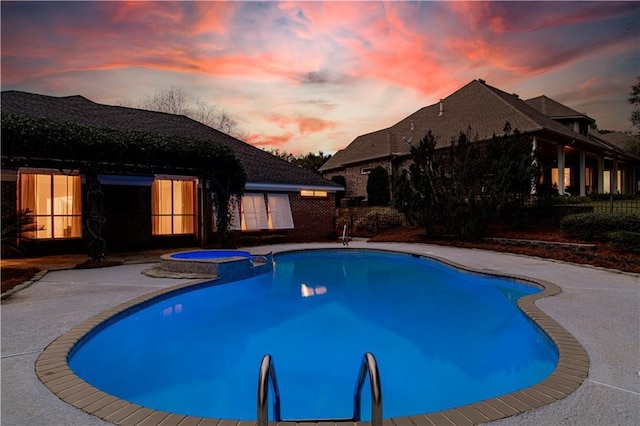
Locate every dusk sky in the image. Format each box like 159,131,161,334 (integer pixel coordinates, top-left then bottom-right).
2,1,639,155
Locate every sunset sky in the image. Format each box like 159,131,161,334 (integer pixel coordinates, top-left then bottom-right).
2,1,639,155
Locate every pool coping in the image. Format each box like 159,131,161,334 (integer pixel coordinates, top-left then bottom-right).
35,247,589,426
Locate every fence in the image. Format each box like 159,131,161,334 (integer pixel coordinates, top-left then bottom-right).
335,196,640,237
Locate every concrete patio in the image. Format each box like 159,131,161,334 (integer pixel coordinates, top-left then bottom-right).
1,241,638,425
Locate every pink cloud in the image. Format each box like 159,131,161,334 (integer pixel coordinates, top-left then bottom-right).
246,132,295,148
267,114,338,135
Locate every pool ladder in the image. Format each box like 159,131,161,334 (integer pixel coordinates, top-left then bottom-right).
257,352,382,426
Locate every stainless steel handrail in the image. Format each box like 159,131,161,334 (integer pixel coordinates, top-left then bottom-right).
257,354,281,426
257,352,381,426
353,352,383,426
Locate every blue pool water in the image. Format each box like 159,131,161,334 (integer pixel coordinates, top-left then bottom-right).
170,249,252,259
69,250,557,421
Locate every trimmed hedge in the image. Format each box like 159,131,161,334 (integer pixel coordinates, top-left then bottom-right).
608,231,640,253
560,212,640,241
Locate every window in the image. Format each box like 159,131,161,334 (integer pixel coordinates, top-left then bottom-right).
152,179,196,235
300,190,328,197
240,193,268,230
19,172,82,239
228,193,295,231
551,168,571,191
267,194,294,229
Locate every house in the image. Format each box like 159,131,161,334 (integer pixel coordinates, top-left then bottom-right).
319,79,639,202
1,91,342,255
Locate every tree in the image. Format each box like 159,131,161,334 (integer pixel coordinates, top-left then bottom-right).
398,125,539,238
141,85,189,115
264,149,332,174
629,76,640,133
125,86,249,139
366,166,390,206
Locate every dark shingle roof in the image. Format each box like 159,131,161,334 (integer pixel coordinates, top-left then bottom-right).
525,95,595,122
320,80,607,172
1,91,340,190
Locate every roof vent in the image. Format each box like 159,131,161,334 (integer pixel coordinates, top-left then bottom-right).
512,93,520,99
478,79,486,84
438,100,444,117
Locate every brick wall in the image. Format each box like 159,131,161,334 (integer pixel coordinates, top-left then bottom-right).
327,160,393,199
289,192,337,240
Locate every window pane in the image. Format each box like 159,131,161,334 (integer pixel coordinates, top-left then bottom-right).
35,216,52,239
241,194,268,230
158,216,172,234
267,194,294,229
35,175,51,216
157,180,173,215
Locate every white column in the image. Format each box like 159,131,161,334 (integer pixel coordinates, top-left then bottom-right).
612,160,619,194
531,137,538,195
597,157,604,194
557,145,565,195
579,151,586,196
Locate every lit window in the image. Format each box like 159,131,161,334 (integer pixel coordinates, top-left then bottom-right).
267,194,294,229
551,168,571,190
300,190,328,197
240,194,268,230
152,179,196,235
19,172,82,239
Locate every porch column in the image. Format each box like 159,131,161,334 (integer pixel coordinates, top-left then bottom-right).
612,159,619,194
557,145,565,195
579,151,586,196
531,137,538,195
597,156,604,194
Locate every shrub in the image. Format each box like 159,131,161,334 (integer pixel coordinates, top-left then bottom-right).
560,212,640,241
353,208,403,235
608,231,640,253
366,166,390,206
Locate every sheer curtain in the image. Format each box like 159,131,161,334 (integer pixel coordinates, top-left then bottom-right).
151,180,161,235
178,180,195,234
19,174,38,238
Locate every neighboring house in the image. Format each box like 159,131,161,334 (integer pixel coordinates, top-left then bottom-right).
320,79,639,202
1,91,342,255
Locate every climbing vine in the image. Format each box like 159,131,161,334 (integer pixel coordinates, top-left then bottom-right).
1,113,246,259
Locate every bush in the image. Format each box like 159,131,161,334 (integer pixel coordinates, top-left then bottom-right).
560,213,640,241
589,194,639,202
608,231,640,253
353,208,403,235
366,166,390,206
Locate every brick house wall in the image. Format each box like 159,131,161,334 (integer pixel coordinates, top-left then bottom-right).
289,192,337,240
324,159,394,200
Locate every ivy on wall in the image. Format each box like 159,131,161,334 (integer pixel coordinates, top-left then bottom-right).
1,113,247,255
1,113,246,190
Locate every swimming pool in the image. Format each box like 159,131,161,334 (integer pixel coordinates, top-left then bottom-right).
68,249,558,421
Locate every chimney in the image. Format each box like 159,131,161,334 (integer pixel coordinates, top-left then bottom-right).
512,93,519,99
438,99,444,117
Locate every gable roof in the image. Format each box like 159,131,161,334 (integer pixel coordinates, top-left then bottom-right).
1,91,341,191
320,80,609,172
525,95,595,122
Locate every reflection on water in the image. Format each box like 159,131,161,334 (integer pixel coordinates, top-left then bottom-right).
300,283,328,297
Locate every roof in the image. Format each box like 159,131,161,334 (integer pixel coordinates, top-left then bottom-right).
320,80,609,172
525,95,595,123
1,91,341,190
591,131,640,159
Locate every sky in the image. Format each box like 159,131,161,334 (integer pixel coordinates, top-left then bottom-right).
2,1,639,155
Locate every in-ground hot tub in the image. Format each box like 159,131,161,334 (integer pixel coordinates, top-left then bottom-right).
160,249,273,282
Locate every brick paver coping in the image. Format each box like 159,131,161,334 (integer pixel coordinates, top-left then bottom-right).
35,249,589,426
